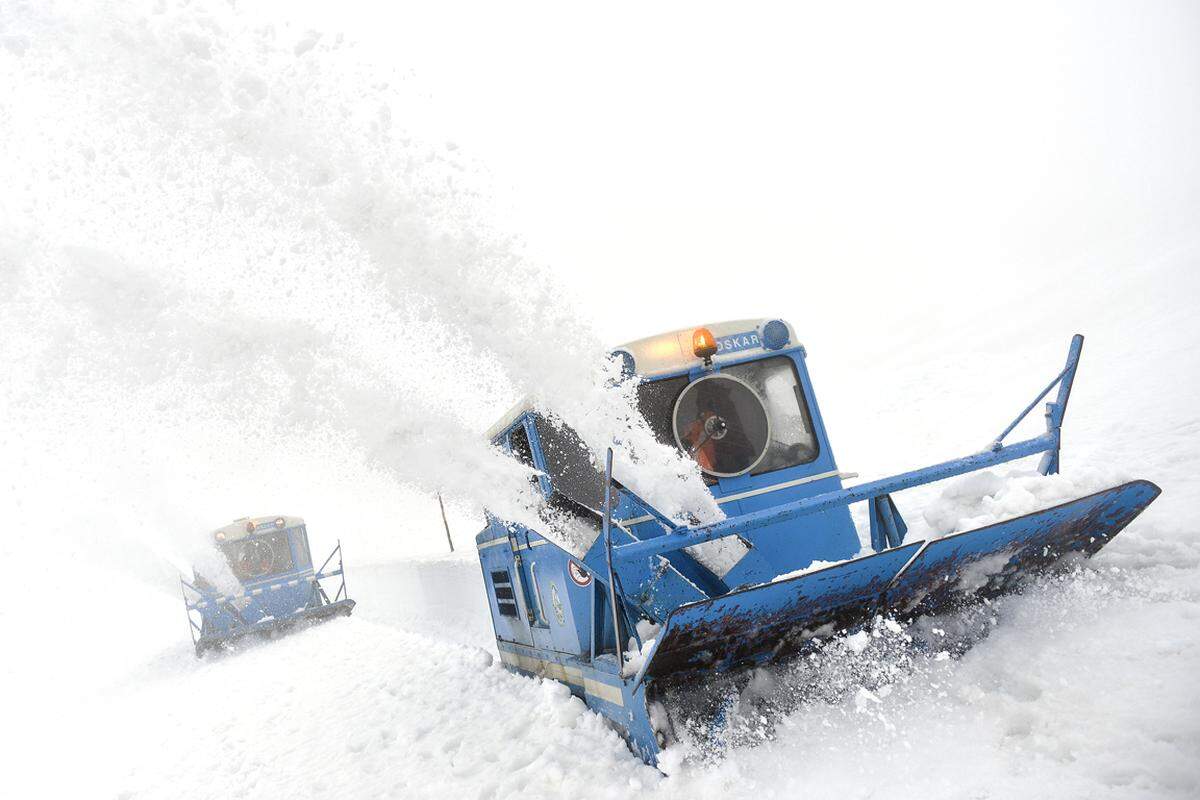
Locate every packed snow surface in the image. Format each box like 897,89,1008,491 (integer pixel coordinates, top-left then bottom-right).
2,1,1199,798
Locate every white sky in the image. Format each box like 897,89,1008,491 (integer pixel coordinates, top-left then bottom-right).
260,0,1200,351
4,0,1196,567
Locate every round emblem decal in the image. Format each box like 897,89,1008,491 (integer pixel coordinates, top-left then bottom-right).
567,561,591,587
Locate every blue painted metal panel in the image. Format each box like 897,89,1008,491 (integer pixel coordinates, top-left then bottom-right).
619,517,731,599
721,497,861,589
477,528,534,648
479,520,604,656
580,518,708,623
527,543,581,654
886,480,1161,616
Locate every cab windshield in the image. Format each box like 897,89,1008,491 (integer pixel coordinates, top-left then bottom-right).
220,531,295,582
636,355,819,478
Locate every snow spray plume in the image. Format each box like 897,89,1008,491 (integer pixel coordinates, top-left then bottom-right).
0,0,719,586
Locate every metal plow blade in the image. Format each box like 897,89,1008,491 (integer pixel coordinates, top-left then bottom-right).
884,479,1161,617
194,598,356,655
641,480,1159,690
641,543,921,686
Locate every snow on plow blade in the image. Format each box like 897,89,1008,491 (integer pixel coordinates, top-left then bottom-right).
642,480,1160,687
885,479,1161,616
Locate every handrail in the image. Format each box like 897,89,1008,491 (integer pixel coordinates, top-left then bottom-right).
529,560,547,623
612,431,1057,564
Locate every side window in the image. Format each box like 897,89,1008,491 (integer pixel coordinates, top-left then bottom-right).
295,525,312,570
725,356,820,474
221,532,294,581
490,570,519,618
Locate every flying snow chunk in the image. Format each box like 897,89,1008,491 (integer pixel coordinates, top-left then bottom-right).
845,630,871,654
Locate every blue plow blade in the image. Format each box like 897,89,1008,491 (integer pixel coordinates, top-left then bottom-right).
195,598,356,654
642,543,922,685
641,480,1159,686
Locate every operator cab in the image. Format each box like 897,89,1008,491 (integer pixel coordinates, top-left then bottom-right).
478,318,861,628
622,320,859,578
473,318,861,759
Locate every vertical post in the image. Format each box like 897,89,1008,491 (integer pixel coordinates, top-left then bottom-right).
588,581,596,662
337,539,347,602
602,448,623,657
180,578,197,647
437,493,455,552
1039,334,1084,475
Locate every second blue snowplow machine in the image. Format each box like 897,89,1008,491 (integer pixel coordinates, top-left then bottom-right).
181,515,354,656
475,320,1160,765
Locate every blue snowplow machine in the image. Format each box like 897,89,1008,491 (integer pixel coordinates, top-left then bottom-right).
475,319,1160,765
181,515,354,656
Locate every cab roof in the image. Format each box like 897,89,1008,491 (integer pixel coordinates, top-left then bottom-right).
213,515,305,543
485,318,799,441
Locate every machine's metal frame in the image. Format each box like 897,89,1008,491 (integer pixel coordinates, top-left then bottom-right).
475,325,1158,765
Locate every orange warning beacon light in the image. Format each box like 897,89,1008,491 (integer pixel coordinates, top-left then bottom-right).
692,327,718,364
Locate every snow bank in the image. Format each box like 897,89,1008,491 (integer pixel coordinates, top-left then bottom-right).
101,618,662,799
